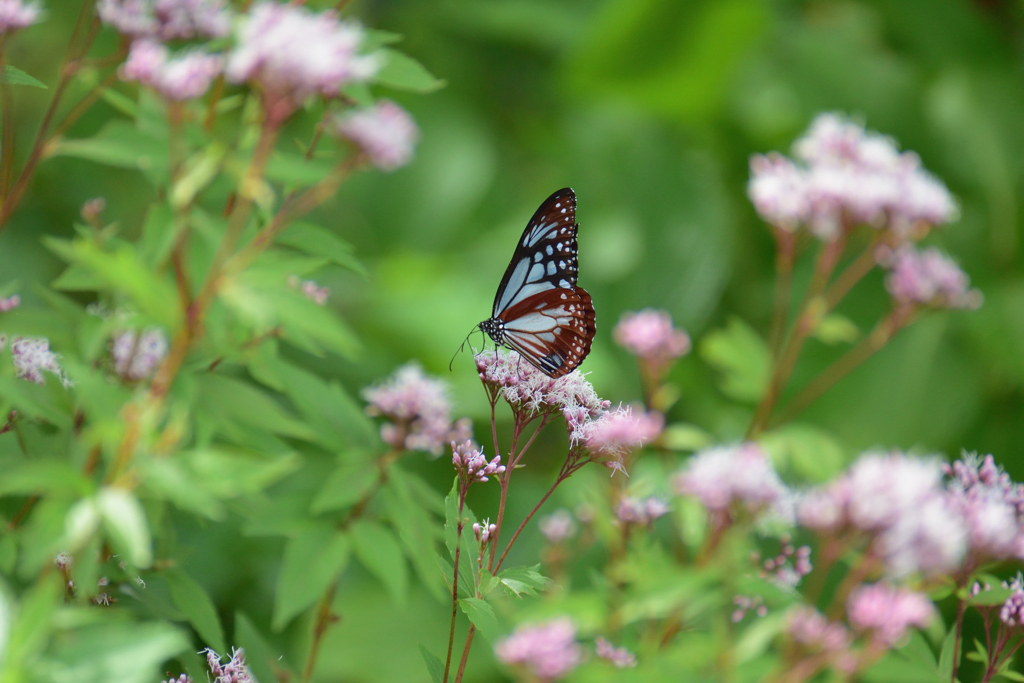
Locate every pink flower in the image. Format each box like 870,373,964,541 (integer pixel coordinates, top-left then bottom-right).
288,275,330,305
120,40,223,101
10,337,65,385
495,618,582,681
163,676,192,683
945,453,1024,564
673,443,787,514
595,637,637,668
226,2,379,112
0,293,20,312
473,520,497,544
99,0,229,40
362,362,472,456
539,510,576,544
204,648,254,683
882,245,981,310
615,495,669,526
613,309,691,369
748,113,957,240
475,348,608,416
112,328,168,380
1000,576,1024,627
787,605,850,652
0,0,41,32
847,584,935,646
451,440,504,484
568,404,663,459
332,100,419,171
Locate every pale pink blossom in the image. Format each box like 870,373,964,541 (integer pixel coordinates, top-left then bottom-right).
539,510,576,543
99,0,229,39
204,648,254,683
615,496,669,526
595,637,636,668
288,275,329,305
112,328,168,380
0,294,20,312
945,453,1024,565
162,676,192,683
567,404,662,458
10,337,65,385
120,39,223,101
451,440,504,484
495,618,583,681
0,0,41,32
332,100,419,171
613,309,691,369
226,2,379,112
882,245,981,310
748,153,812,230
787,605,851,652
1000,575,1024,627
475,348,608,416
847,584,935,646
673,443,787,514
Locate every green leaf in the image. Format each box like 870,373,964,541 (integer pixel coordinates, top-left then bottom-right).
49,120,168,173
350,520,409,605
660,422,713,452
699,317,771,403
383,467,445,601
418,643,444,683
138,458,226,520
0,460,91,497
277,222,368,276
272,524,350,631
35,621,189,683
164,568,226,654
236,612,287,683
459,598,500,642
194,374,314,441
272,359,376,451
44,238,182,329
496,565,551,598
374,48,446,93
758,423,845,482
937,625,958,682
311,459,378,513
998,670,1024,682
97,488,153,568
971,586,1014,606
182,448,299,499
0,373,73,428
0,65,46,88
813,313,861,345
3,576,61,668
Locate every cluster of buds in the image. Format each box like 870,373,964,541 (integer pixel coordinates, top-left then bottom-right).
204,648,254,683
288,275,330,305
787,606,851,654
595,637,637,669
452,440,505,485
614,496,669,526
473,519,497,545
732,594,768,622
753,536,812,588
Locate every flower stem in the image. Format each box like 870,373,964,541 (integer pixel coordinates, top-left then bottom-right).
302,582,339,683
493,472,567,574
443,489,467,683
951,595,966,683
453,625,475,683
768,227,796,360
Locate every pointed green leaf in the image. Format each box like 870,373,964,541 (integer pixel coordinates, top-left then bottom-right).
497,565,551,598
384,467,445,601
374,48,446,93
350,520,409,605
419,643,444,683
311,459,378,513
937,625,959,682
164,568,226,653
272,524,350,631
1,65,46,88
459,598,500,642
699,317,770,403
277,222,368,276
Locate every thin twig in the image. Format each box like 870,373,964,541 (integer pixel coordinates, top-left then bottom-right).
443,488,467,683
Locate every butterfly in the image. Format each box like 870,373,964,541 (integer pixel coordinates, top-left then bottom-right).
479,188,596,377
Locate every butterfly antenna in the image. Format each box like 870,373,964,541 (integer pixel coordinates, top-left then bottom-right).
449,324,480,373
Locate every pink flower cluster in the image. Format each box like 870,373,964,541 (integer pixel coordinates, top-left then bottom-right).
799,451,967,577
748,113,957,240
847,583,935,647
473,520,497,544
881,245,981,311
0,294,20,312
787,606,851,653
615,495,669,526
332,101,419,172
112,327,168,380
9,337,66,385
673,443,787,514
755,536,812,588
99,0,231,40
226,2,379,112
288,275,330,305
732,594,767,622
565,404,663,460
613,309,691,370
0,0,40,33
120,39,223,101
595,637,637,668
204,648,254,683
539,510,576,544
451,440,504,484
1000,576,1024,627
362,362,471,456
475,348,608,417
162,676,191,683
494,618,583,681
944,453,1024,566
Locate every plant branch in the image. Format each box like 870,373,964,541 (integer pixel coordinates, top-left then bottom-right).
443,488,467,683
301,582,339,683
493,471,567,574
768,226,796,359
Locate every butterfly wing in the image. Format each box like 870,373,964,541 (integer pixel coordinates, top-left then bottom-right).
491,188,579,318
498,287,596,377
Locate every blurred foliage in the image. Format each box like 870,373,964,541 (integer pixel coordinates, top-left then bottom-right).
2,0,1024,681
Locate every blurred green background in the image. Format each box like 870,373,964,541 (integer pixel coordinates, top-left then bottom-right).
5,0,1024,679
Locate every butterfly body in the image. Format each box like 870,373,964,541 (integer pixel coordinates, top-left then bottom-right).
480,188,595,377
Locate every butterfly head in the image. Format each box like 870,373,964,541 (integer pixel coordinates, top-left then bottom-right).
479,317,504,345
